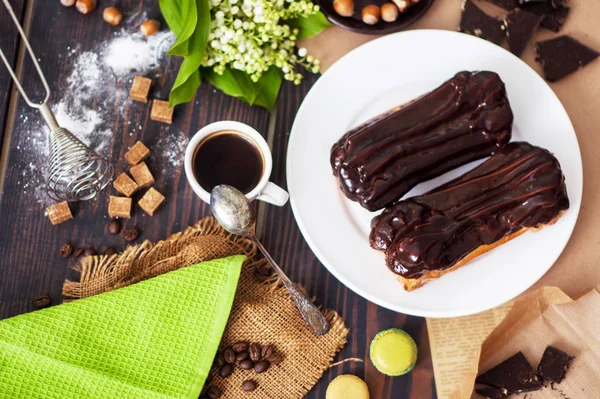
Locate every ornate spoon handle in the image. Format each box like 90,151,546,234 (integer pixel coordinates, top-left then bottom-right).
252,237,330,336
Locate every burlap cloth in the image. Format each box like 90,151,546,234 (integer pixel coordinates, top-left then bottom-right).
63,217,349,399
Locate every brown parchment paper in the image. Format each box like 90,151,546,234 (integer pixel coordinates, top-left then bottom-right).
302,0,600,397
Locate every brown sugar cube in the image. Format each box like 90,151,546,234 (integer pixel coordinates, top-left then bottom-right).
46,201,73,225
129,76,152,103
108,196,132,219
150,100,174,124
124,140,150,166
138,187,166,216
129,162,155,189
113,172,139,197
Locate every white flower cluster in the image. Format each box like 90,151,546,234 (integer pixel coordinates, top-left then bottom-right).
205,0,321,84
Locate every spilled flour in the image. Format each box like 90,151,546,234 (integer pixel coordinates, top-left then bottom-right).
13,26,189,207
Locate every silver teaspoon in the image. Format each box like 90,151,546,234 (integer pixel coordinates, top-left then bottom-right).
210,185,330,336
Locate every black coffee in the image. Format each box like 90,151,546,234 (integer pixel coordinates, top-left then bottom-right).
193,131,264,194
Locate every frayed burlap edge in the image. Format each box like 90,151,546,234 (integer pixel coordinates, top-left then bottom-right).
62,217,349,399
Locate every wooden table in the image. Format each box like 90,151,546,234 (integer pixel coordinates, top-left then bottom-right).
0,1,435,397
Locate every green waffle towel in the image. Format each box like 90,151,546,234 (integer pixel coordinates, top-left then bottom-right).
0,255,245,399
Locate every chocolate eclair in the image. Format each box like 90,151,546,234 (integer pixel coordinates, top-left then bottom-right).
370,142,569,291
331,71,513,211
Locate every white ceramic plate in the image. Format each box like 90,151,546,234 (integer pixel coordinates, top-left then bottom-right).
286,30,582,318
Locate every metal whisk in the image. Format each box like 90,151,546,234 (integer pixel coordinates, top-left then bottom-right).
0,0,112,202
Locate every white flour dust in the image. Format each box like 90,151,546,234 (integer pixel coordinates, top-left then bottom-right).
14,28,176,207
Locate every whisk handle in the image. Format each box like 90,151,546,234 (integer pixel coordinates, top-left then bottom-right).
38,103,59,131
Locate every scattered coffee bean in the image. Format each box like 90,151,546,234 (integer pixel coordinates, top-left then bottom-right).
60,243,73,258
236,351,249,362
103,247,117,256
242,380,257,392
219,363,233,378
33,295,51,309
269,352,283,365
232,342,249,353
108,219,121,235
73,248,84,257
249,343,261,362
254,360,270,374
239,359,254,370
215,352,225,367
122,226,139,242
261,344,274,360
83,247,98,256
206,385,222,399
223,348,236,364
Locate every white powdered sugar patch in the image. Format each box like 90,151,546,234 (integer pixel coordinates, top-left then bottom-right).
154,129,189,176
14,27,176,207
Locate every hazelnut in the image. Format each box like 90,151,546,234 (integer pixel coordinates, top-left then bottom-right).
381,3,399,22
391,0,411,13
362,5,380,25
333,0,354,17
103,7,123,26
140,20,160,37
60,0,76,6
75,0,96,14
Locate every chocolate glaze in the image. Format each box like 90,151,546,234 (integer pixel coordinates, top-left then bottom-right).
331,71,513,211
370,142,569,280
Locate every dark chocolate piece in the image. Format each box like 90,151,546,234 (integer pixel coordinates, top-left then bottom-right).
519,0,548,5
476,352,543,394
475,387,507,399
521,3,570,32
370,142,569,280
505,9,543,57
536,35,600,81
537,346,574,383
484,0,519,10
460,0,506,44
330,71,513,211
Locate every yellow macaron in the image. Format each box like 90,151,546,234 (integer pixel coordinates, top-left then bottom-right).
326,374,370,399
370,328,418,376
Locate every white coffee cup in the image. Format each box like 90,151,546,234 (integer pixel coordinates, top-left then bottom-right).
184,121,289,206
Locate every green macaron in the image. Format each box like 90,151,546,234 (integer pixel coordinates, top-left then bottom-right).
369,328,418,376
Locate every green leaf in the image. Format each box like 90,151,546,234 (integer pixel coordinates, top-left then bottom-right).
159,0,192,35
286,12,332,40
203,67,283,110
167,0,211,107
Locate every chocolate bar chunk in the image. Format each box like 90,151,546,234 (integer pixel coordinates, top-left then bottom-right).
537,346,574,383
536,35,600,82
505,9,543,57
483,0,519,10
460,0,506,45
370,142,569,281
475,387,507,399
331,71,513,211
476,352,542,395
521,3,570,32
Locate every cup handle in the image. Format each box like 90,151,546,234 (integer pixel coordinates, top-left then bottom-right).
256,182,289,206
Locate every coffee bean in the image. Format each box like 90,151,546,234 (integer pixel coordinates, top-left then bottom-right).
236,351,249,362
219,363,233,378
223,348,236,364
242,380,257,392
269,352,283,365
261,345,274,360
60,243,73,258
33,295,51,309
108,219,121,235
103,247,117,256
254,360,270,374
249,343,261,362
83,247,97,256
232,342,248,353
215,352,225,367
206,385,222,399
73,248,84,257
239,359,254,370
122,226,139,242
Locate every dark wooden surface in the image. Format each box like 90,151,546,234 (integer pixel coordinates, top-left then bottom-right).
0,1,436,398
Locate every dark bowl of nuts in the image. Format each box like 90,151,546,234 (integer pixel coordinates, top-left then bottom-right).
316,0,436,35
